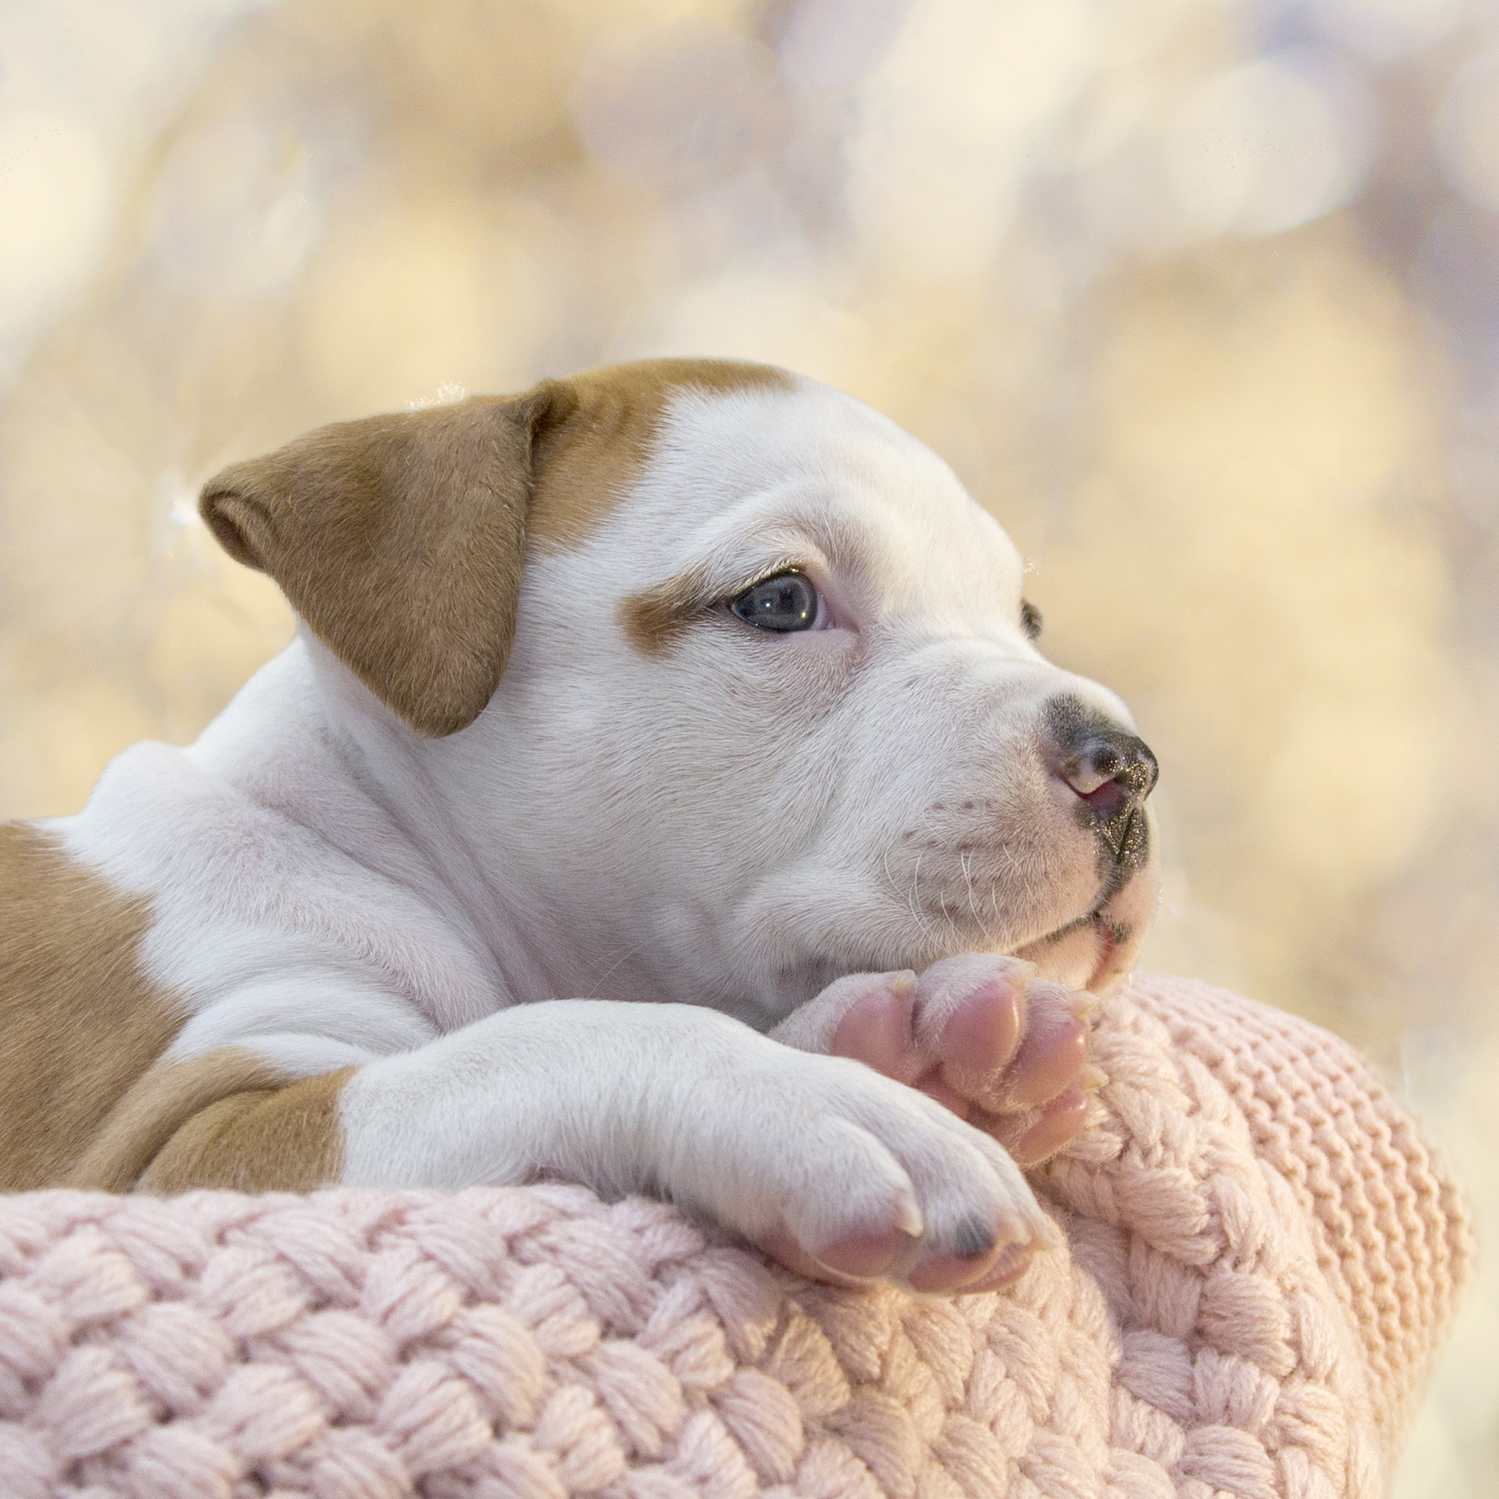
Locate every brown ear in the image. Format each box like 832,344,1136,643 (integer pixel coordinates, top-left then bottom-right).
200,386,575,737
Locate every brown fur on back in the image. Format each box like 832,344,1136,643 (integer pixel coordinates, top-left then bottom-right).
0,823,184,1189
0,827,353,1192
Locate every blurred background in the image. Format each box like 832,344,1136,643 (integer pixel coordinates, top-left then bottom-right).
0,0,1494,1486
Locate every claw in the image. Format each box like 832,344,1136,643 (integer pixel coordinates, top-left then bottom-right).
1067,989,1102,1022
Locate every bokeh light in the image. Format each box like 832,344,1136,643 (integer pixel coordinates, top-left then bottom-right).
1,0,1495,1486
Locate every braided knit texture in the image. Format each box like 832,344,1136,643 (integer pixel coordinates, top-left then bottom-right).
0,973,1470,1498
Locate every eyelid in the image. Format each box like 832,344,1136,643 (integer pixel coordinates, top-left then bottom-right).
723,559,818,603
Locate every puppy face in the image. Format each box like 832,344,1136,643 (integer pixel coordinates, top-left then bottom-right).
418,373,1160,1024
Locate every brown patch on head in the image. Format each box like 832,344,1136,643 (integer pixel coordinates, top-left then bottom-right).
0,823,184,1191
528,357,795,552
200,358,793,736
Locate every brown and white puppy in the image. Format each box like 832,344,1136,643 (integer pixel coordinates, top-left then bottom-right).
0,360,1159,1294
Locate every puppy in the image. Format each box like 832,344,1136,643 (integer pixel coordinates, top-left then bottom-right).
0,359,1159,1294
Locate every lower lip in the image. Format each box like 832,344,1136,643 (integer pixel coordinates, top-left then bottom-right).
1087,924,1118,991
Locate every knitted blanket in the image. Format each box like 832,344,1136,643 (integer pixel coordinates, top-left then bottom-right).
0,973,1469,1499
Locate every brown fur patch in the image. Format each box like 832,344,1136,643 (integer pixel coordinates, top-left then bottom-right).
200,394,548,738
199,358,792,738
133,1053,353,1193
618,562,722,654
0,823,185,1191
529,358,795,553
66,1044,352,1194
0,824,352,1193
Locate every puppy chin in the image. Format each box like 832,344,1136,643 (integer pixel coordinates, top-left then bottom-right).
1014,858,1161,994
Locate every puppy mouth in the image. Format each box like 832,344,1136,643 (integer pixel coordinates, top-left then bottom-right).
761,800,1161,1016
1013,791,1157,991
1092,802,1149,869
1014,910,1122,992
1012,849,1158,993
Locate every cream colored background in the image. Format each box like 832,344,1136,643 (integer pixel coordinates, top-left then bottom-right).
1,0,1494,1487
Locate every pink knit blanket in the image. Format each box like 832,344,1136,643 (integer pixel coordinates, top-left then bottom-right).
0,973,1469,1499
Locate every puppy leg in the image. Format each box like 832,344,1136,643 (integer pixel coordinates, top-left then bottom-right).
118,996,1055,1293
334,999,1057,1293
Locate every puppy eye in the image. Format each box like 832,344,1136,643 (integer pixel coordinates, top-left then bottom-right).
1021,600,1043,641
730,571,819,632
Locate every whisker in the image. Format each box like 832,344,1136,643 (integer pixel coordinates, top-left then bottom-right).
961,850,984,929
590,936,650,995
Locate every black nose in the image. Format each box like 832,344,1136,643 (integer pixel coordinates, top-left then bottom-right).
1045,697,1158,865
1060,729,1158,803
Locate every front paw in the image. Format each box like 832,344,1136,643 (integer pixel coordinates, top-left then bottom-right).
676,1042,1059,1297
774,954,1102,1170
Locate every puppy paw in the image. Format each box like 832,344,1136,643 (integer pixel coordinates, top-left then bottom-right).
774,954,1101,1169
722,1047,1059,1295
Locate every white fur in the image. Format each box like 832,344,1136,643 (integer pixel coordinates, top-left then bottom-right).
51,375,1157,1275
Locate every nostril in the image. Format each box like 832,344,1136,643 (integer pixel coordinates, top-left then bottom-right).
1077,776,1128,820
1121,740,1160,800
1057,735,1158,805
1061,745,1121,798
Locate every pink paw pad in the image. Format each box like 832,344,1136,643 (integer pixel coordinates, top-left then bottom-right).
830,955,1099,1167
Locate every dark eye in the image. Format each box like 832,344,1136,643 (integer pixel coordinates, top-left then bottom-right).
1021,600,1043,641
730,571,819,632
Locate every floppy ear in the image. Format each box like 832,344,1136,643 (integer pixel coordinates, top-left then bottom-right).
200,385,575,737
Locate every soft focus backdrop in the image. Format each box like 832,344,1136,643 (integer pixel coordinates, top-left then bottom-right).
1,0,1495,1487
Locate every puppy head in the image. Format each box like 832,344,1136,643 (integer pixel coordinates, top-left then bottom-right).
202,362,1160,1018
